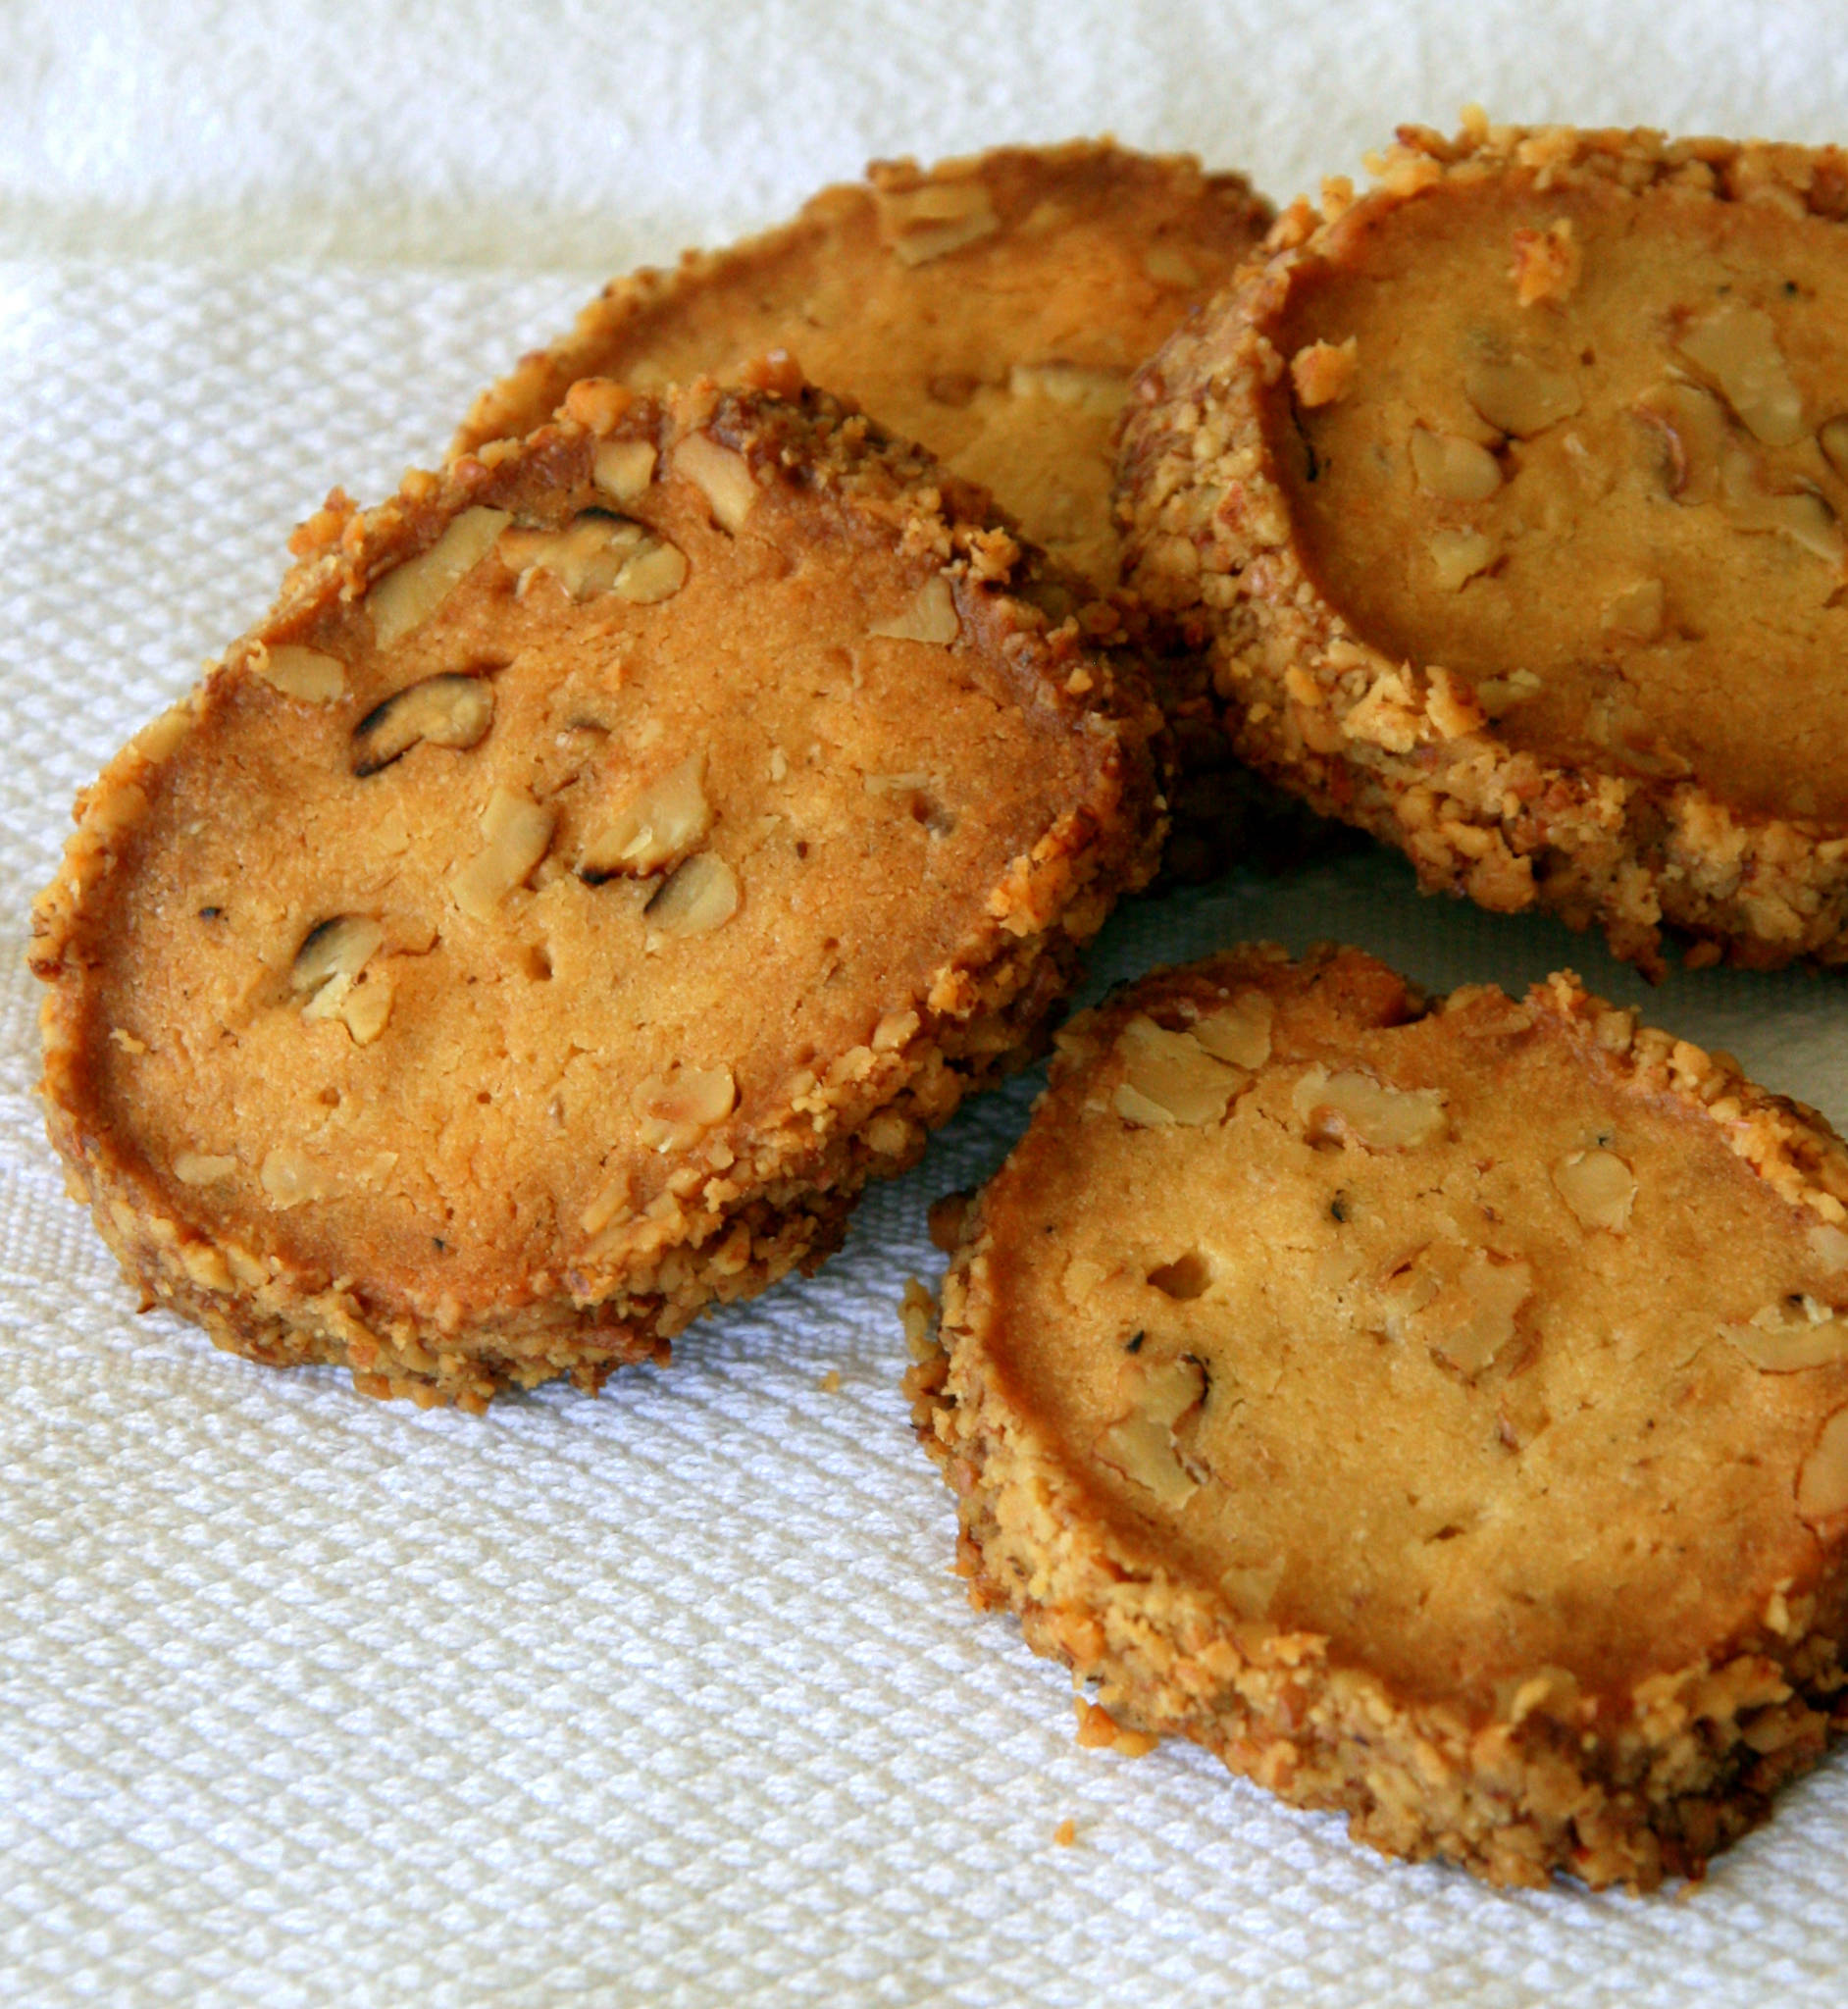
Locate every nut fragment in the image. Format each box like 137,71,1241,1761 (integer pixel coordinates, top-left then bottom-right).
1551,1148,1637,1233
1292,1066,1448,1150
1819,416,1848,484
173,1153,237,1186
1511,219,1580,308
1382,1245,1532,1377
580,754,712,880
1463,357,1582,437
1190,993,1273,1069
868,575,960,645
1676,303,1805,448
259,1146,332,1209
877,180,1001,266
1096,1354,1206,1507
1723,1298,1848,1371
1410,427,1502,502
674,433,757,533
366,506,510,648
1797,1405,1848,1521
1809,1222,1848,1271
1007,362,1126,418
1291,337,1359,408
449,786,556,921
1601,579,1666,643
1426,529,1497,591
351,673,494,777
290,914,384,1005
252,642,345,702
1720,457,1845,566
592,438,658,503
633,1062,737,1152
1112,1015,1247,1127
643,850,739,939
613,541,690,604
1636,380,1728,503
498,512,649,599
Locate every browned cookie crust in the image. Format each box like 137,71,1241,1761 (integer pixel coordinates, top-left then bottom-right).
1117,118,1848,972
33,375,1163,1410
910,943,1848,1888
456,141,1270,592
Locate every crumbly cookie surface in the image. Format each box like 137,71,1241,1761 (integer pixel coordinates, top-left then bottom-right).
910,943,1848,1889
457,141,1270,591
32,377,1162,1409
1118,119,1848,970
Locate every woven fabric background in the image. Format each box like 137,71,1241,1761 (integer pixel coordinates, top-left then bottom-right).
5,5,1848,2003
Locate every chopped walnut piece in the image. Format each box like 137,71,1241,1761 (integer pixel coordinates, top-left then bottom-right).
290,914,384,1005
1719,455,1845,565
1676,303,1806,448
1190,993,1273,1069
173,1153,237,1186
1292,1065,1448,1149
1511,218,1581,307
1636,380,1728,504
580,753,712,880
252,642,345,702
644,850,739,940
613,541,690,604
498,512,649,599
1291,337,1358,408
449,786,555,921
1426,529,1497,591
592,438,658,503
259,1146,332,1209
1410,427,1502,502
1819,416,1848,484
1096,1354,1206,1507
1382,1244,1532,1377
1722,1298,1848,1371
1796,1405,1848,1520
350,673,494,777
1008,362,1126,417
366,506,510,648
877,179,1001,266
634,1063,737,1152
1551,1148,1637,1232
1112,1015,1247,1127
1463,357,1582,437
674,433,757,532
868,574,960,645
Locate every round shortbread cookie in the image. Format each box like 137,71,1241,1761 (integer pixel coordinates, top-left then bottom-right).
1118,118,1848,972
456,141,1270,592
32,375,1162,1410
910,943,1848,1889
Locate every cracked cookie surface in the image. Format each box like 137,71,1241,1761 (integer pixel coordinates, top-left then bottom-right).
910,942,1848,1889
32,378,1162,1408
456,141,1270,592
1118,119,1848,970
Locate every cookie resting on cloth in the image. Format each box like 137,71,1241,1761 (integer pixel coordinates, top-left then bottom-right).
31,375,1162,1409
910,942,1848,1889
1118,119,1848,972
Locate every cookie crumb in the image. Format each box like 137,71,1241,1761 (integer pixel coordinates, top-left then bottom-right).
819,1368,843,1394
1053,1819,1077,1847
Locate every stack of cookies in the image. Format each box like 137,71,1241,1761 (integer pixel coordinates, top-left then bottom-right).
30,120,1848,1892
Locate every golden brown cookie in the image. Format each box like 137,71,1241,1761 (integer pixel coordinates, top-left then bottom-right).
32,375,1162,1410
1118,118,1848,971
456,141,1270,592
910,942,1848,1889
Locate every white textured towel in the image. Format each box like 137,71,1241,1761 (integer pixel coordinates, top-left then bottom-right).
5,4,1848,2003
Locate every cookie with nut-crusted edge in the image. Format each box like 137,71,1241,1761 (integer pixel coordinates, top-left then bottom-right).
456,140,1270,594
32,372,1163,1410
1118,116,1848,972
908,942,1848,1889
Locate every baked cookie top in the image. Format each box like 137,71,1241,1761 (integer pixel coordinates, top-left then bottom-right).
1119,119,1848,969
457,141,1270,590
913,942,1848,1886
32,375,1161,1404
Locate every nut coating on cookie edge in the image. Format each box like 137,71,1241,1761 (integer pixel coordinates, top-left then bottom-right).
30,379,1163,1410
910,943,1848,1889
1117,117,1848,973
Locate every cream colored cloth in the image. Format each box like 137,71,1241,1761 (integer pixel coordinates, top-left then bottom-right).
4,3,1847,2001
